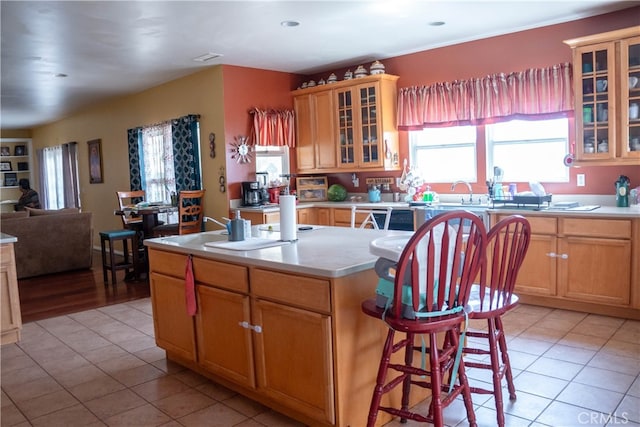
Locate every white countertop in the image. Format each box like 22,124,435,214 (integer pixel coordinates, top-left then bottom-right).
0,232,17,244
144,226,412,278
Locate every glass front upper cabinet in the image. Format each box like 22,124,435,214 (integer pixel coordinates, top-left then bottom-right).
565,27,640,165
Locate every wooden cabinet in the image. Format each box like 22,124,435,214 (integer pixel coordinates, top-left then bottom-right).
149,249,197,362
293,74,400,173
251,268,334,423
565,27,640,165
148,249,336,425
1,242,22,345
0,138,33,212
492,213,636,313
558,217,632,305
295,91,337,171
238,210,280,225
503,216,559,297
297,206,316,225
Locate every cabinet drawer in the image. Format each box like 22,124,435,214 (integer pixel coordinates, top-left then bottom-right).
497,214,557,234
149,250,187,279
250,269,331,313
560,218,631,239
193,258,249,293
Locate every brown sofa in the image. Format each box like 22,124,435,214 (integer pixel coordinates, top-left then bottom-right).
0,208,93,279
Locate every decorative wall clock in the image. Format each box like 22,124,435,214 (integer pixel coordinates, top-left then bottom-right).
230,135,252,163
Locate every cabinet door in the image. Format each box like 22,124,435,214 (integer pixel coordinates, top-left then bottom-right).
514,233,558,296
297,207,316,225
294,95,315,171
252,299,335,424
149,272,197,361
621,36,640,159
196,285,255,388
558,237,631,305
357,83,383,168
313,91,338,169
1,244,21,344
264,211,280,224
316,208,331,225
335,87,356,168
574,42,616,161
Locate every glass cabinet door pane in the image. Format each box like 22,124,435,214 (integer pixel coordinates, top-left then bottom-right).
628,40,640,152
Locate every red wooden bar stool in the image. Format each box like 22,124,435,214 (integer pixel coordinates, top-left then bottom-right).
464,215,531,427
362,210,487,427
99,229,138,285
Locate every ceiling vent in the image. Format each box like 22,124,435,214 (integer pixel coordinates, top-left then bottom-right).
192,53,223,62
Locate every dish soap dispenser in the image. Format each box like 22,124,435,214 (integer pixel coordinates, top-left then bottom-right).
615,175,630,207
229,210,246,241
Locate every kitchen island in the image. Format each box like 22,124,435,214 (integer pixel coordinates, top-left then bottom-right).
144,226,419,427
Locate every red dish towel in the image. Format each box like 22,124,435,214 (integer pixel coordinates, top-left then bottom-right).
185,255,196,316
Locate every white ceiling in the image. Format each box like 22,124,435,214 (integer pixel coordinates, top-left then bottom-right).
1,0,635,130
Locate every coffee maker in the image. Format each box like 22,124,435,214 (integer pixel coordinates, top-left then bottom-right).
241,181,265,206
255,172,270,204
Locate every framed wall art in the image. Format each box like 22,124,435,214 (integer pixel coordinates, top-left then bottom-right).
14,145,26,156
88,139,103,184
0,147,10,156
4,173,17,187
0,161,12,171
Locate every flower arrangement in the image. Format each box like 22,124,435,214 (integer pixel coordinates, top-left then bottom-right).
398,166,430,201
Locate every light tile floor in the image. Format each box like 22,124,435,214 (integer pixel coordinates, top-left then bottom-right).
1,299,639,426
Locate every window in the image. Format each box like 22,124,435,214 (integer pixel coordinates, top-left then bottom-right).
486,118,569,183
255,145,290,186
140,123,175,203
39,143,80,209
410,126,477,183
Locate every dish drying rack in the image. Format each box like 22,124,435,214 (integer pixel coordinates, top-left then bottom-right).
490,194,552,209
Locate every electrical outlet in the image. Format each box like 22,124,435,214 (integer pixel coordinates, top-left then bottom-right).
577,174,585,187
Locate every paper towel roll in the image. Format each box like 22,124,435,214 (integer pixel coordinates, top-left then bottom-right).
279,195,297,241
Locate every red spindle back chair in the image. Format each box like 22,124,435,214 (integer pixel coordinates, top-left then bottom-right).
464,215,531,427
361,210,487,427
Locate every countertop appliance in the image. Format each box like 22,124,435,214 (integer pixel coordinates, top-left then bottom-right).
241,181,265,207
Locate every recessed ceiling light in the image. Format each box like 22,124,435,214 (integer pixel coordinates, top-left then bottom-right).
54,73,68,78
281,20,299,27
429,21,445,26
192,53,223,62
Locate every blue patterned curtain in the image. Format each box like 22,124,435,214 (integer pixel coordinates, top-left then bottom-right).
126,114,201,194
171,114,202,191
127,127,143,192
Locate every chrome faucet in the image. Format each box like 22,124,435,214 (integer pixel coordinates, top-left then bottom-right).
451,180,473,204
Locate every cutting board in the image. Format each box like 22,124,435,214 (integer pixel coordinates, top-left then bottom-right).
204,238,291,251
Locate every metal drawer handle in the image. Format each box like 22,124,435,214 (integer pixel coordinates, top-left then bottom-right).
546,252,557,258
238,321,262,333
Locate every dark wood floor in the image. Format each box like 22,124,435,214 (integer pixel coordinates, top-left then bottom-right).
17,250,150,323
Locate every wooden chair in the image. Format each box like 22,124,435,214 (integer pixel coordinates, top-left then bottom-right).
463,215,531,427
116,190,145,229
153,189,206,237
350,205,392,230
361,210,487,427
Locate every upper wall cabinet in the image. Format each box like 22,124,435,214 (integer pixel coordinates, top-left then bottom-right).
565,27,640,166
293,74,401,173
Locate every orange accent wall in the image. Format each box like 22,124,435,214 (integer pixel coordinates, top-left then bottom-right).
221,65,297,200
305,7,640,197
